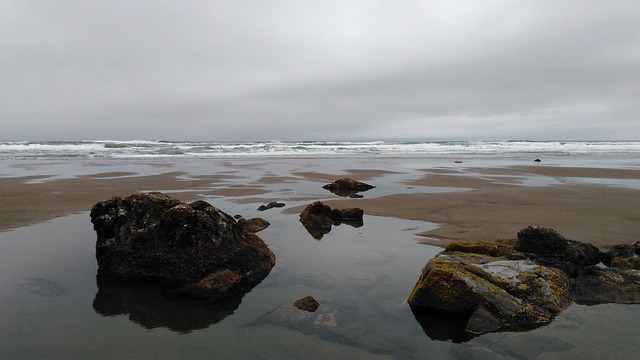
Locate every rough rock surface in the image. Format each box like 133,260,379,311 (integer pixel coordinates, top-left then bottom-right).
299,201,364,239
516,226,603,276
409,226,640,336
322,178,375,197
607,241,640,269
90,192,275,301
408,249,572,334
294,296,320,312
574,266,640,304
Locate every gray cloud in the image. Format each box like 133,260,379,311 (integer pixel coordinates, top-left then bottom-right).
1,0,639,141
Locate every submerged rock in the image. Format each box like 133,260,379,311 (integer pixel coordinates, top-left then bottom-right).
322,178,375,198
299,201,364,239
17,278,65,297
90,192,275,301
250,300,417,358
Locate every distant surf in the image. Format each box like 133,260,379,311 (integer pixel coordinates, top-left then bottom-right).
1,140,639,159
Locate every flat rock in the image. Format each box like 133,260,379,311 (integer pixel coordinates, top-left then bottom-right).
322,178,375,197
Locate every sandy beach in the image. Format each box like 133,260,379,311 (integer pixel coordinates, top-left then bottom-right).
2,156,639,249
3,155,640,359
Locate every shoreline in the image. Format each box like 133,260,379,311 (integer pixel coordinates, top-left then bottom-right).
2,157,640,250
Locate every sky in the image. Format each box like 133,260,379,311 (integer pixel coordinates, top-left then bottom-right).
1,1,639,141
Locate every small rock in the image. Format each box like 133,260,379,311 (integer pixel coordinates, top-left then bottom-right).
322,178,375,197
299,201,364,239
258,202,285,211
294,296,320,312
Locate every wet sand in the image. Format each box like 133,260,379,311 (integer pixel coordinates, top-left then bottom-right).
2,158,640,250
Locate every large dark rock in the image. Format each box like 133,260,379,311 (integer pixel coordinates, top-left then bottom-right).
322,178,375,197
516,225,569,255
407,227,621,337
90,192,275,301
299,201,364,239
516,225,603,276
407,250,572,335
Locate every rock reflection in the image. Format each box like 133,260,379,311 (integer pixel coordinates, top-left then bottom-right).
302,219,364,240
410,306,476,343
93,276,247,333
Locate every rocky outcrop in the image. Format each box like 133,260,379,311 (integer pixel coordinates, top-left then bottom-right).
90,192,275,301
574,266,640,304
299,201,364,239
408,249,572,335
322,178,375,198
294,296,320,312
408,226,640,336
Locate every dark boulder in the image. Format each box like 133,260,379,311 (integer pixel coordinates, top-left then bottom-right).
90,192,275,301
516,225,569,255
516,225,603,276
322,178,375,197
299,201,364,239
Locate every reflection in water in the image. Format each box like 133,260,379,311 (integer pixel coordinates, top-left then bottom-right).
93,276,247,333
250,300,418,359
324,188,365,198
410,306,476,343
302,220,364,240
17,278,65,297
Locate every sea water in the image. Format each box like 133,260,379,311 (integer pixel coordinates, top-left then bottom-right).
2,140,640,159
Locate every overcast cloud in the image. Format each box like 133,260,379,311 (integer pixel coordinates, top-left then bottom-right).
1,0,639,141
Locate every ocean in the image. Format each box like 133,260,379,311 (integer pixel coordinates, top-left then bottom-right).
2,140,640,159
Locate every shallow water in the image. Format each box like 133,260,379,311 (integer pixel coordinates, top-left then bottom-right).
2,208,640,359
2,156,640,359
